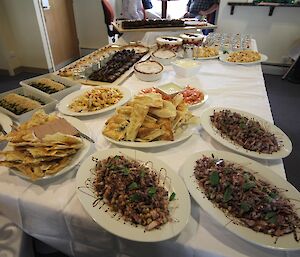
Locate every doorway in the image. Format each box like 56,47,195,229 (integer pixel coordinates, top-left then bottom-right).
40,0,80,70
151,0,188,19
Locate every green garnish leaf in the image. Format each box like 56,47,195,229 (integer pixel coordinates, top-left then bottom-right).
128,182,138,190
108,164,117,170
123,167,130,175
148,187,157,197
240,202,251,213
268,216,277,224
140,170,145,178
113,155,121,160
129,193,140,202
242,181,256,191
265,212,277,224
209,171,220,186
239,122,246,129
265,195,273,203
223,50,229,54
269,191,278,199
223,186,233,203
265,211,276,219
169,192,176,201
243,173,250,181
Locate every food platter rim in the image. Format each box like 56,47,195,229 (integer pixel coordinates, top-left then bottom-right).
180,149,300,251
57,85,131,117
199,106,292,160
75,147,191,242
9,115,91,181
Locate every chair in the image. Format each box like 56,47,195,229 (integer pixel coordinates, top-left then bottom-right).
101,0,121,43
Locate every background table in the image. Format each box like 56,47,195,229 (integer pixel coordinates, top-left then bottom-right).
112,21,217,33
0,42,299,257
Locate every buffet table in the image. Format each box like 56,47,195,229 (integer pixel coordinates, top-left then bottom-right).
0,40,299,257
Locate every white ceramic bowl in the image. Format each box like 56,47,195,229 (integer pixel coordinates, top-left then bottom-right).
151,49,177,65
134,60,164,82
171,59,200,77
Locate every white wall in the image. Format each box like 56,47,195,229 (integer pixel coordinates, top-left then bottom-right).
217,1,300,64
1,0,48,69
0,0,21,73
0,0,112,72
73,0,109,50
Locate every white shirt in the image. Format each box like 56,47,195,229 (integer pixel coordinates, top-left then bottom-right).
121,0,144,20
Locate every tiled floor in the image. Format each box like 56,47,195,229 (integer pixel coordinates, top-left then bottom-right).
264,74,300,190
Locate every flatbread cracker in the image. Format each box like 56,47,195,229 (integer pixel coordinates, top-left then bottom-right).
125,104,149,141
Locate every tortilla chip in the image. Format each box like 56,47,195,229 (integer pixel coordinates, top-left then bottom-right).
42,133,82,145
158,118,174,141
149,100,177,118
133,93,163,108
45,157,72,175
172,93,184,108
125,104,149,141
0,110,83,180
27,148,77,158
136,128,163,142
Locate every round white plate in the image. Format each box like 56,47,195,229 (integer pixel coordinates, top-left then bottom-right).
155,83,208,109
76,148,191,242
57,86,131,117
103,123,198,148
10,116,91,181
188,90,208,110
200,107,292,160
180,150,300,251
193,54,220,60
0,112,13,134
219,53,268,65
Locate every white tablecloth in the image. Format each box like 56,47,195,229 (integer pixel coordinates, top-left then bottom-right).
0,47,299,257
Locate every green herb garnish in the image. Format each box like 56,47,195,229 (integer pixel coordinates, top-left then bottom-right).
123,167,130,175
209,171,220,186
239,122,246,129
240,202,251,213
129,193,140,202
223,186,233,203
265,211,277,224
269,191,278,199
242,181,256,191
148,187,157,197
128,182,138,190
169,192,176,201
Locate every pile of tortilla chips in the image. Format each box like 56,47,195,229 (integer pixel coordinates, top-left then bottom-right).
0,110,83,180
103,93,196,142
